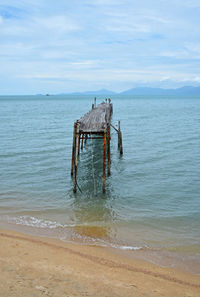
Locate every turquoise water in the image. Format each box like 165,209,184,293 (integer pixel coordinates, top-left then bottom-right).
0,95,200,273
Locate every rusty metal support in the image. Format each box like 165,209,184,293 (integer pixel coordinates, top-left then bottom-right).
71,122,76,176
78,131,81,156
107,125,111,176
119,130,123,155
118,121,121,149
102,128,107,193
118,120,123,154
73,122,79,193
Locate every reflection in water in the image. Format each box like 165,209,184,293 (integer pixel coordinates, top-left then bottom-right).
70,138,116,241
73,225,110,240
78,138,106,194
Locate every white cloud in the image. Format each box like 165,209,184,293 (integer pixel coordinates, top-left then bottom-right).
185,43,200,55
160,50,189,58
33,16,80,33
174,0,200,7
144,15,171,24
194,76,200,82
86,0,123,5
0,0,200,93
106,22,150,33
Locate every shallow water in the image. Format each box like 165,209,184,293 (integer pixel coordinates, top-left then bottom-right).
0,94,200,273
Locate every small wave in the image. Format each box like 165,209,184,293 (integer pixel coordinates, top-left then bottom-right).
3,215,74,229
70,233,144,251
118,245,143,251
1,215,145,251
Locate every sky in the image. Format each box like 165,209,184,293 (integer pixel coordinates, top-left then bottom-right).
0,0,200,94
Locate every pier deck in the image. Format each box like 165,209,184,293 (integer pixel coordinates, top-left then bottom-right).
79,102,112,134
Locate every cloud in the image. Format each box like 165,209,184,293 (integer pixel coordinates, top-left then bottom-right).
160,43,200,60
33,16,80,33
194,76,200,82
0,0,200,94
86,0,123,5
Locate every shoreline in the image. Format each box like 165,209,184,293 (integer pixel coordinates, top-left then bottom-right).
1,218,200,276
0,227,199,297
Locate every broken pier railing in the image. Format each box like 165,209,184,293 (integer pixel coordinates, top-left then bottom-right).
71,98,123,193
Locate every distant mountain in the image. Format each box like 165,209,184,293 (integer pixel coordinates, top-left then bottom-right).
82,89,116,95
58,89,116,96
172,86,200,95
120,87,165,95
54,86,200,96
120,86,200,95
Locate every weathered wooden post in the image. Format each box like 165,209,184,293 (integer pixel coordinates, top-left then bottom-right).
102,128,107,193
118,121,121,149
81,134,84,150
119,130,123,155
71,122,76,176
78,131,81,156
85,134,87,144
107,124,111,176
118,120,123,155
73,121,79,193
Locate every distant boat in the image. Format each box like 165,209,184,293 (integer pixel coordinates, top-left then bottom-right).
46,94,50,96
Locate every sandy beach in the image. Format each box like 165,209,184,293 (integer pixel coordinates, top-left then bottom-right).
0,228,199,297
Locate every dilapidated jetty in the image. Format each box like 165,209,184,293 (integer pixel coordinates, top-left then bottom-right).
71,98,123,193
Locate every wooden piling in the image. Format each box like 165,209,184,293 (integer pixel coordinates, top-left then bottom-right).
81,135,84,150
73,122,79,193
102,129,107,193
78,131,81,156
71,122,76,176
118,121,121,149
85,134,87,144
107,125,111,176
119,130,123,154
118,120,123,154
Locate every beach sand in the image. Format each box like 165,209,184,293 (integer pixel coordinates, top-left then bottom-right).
0,228,199,297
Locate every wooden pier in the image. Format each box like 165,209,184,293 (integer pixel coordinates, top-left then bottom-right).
71,98,123,193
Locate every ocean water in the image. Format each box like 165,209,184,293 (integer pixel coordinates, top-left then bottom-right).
0,95,200,273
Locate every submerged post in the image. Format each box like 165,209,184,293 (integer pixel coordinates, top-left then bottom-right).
118,120,123,155
85,134,87,145
102,128,107,193
107,124,111,176
78,131,81,156
73,121,79,193
81,134,84,150
71,122,76,176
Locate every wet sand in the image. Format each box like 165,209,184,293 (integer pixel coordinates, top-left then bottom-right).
0,228,199,297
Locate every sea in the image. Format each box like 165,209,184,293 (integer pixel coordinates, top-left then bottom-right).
0,94,200,274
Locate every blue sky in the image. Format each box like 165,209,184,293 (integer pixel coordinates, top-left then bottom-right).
0,0,200,94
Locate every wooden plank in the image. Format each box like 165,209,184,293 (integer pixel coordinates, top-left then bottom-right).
78,102,112,133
